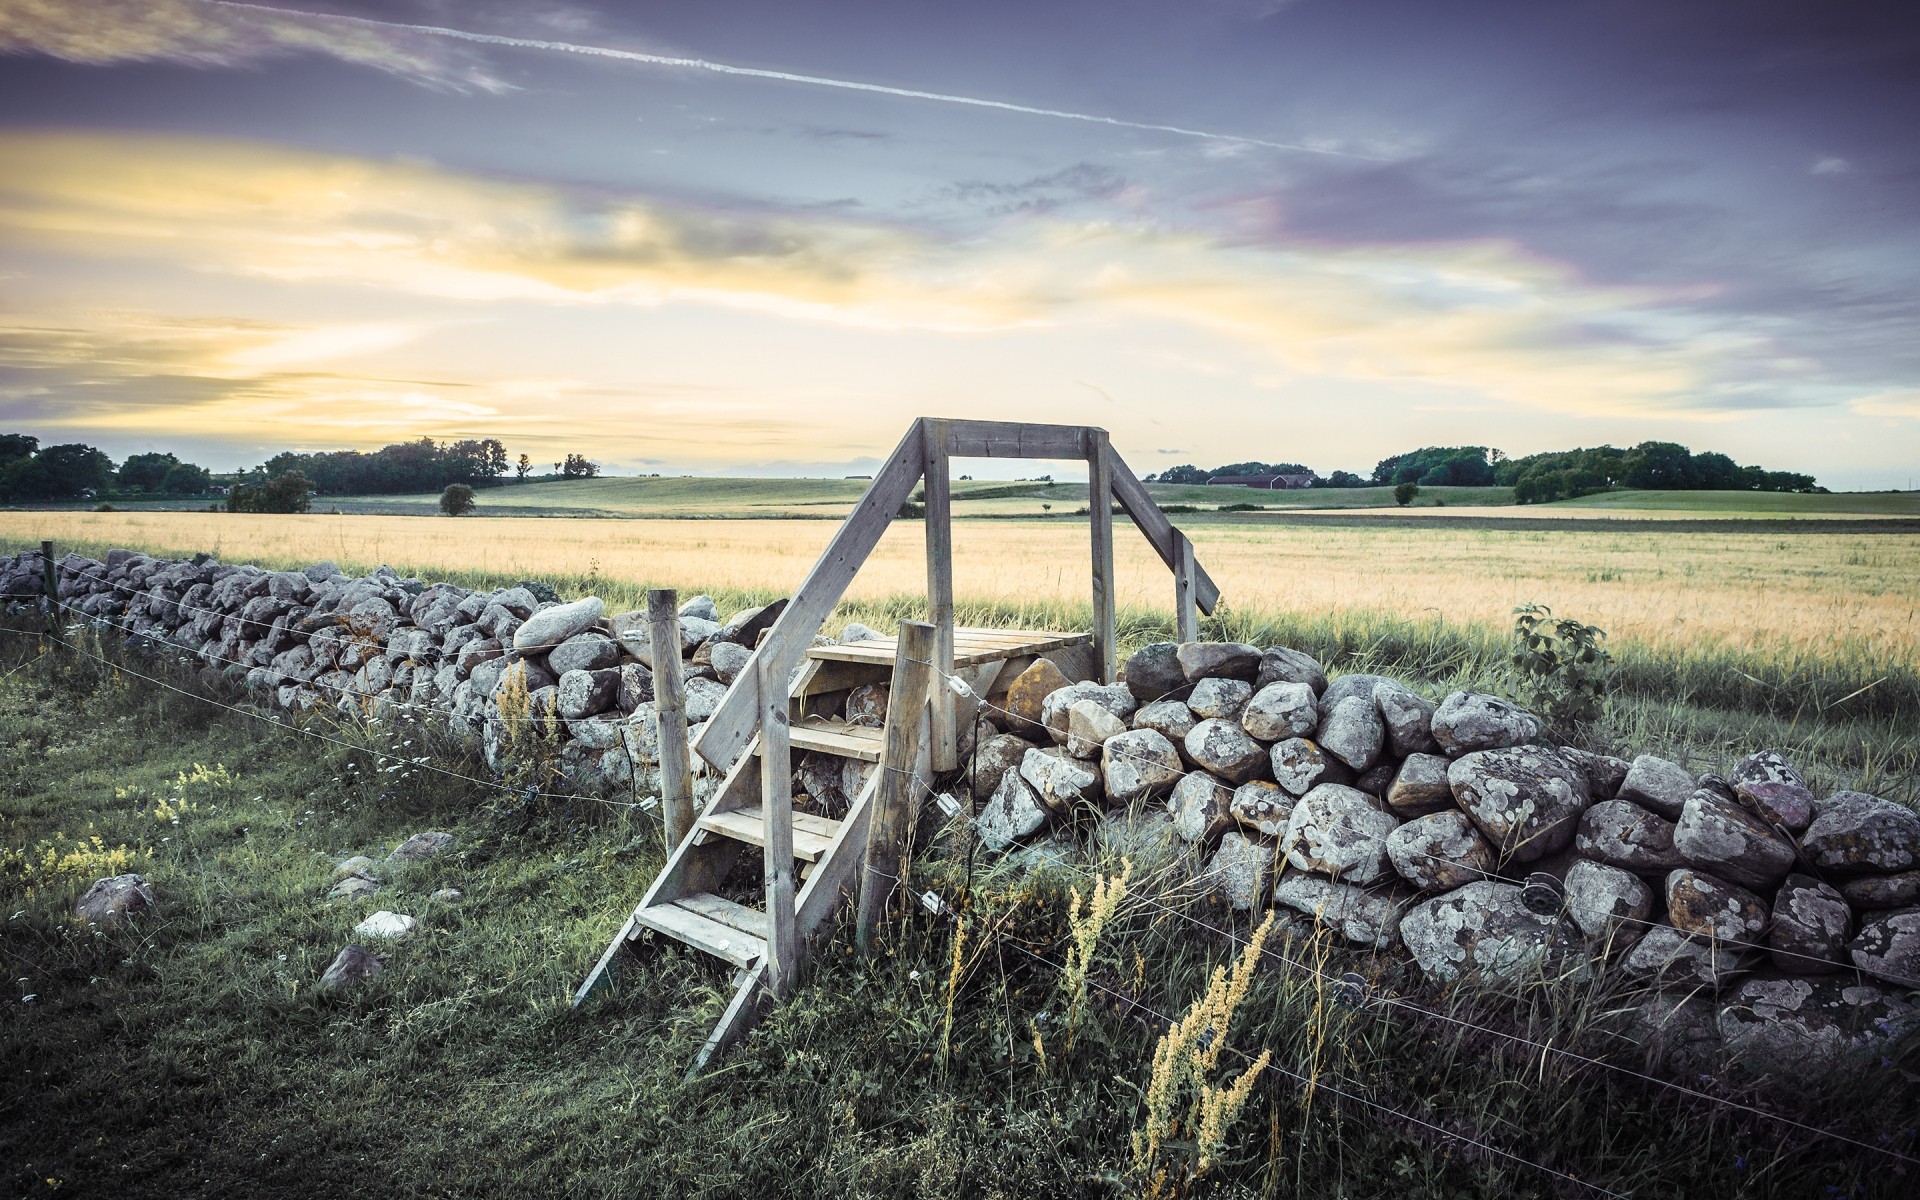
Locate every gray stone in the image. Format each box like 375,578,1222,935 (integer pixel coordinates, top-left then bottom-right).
1448,744,1590,865
556,667,621,720
1672,791,1796,890
455,637,504,674
1020,746,1104,812
1769,874,1851,975
1718,975,1920,1081
430,888,464,904
1183,718,1268,784
973,733,1037,804
1733,779,1814,833
1120,642,1192,702
678,594,720,622
1176,641,1261,683
1269,737,1354,797
1802,791,1920,875
1188,676,1252,721
1563,859,1653,946
1373,680,1438,758
1617,754,1697,819
1101,728,1185,805
682,677,729,723
1240,681,1317,742
1384,752,1454,817
389,831,454,861
1168,771,1234,844
1229,780,1293,837
1270,873,1410,948
847,683,891,728
1351,762,1396,799
1849,907,1920,985
1560,747,1631,800
837,621,885,643
347,596,400,639
353,910,418,940
978,769,1049,852
1256,646,1327,695
1066,699,1128,759
1731,748,1807,792
1399,881,1575,984
716,599,784,647
1042,681,1136,746
709,640,753,685
1282,783,1398,884
1430,691,1541,756
333,855,375,881
318,945,383,990
617,662,654,711
1131,699,1197,744
511,596,605,651
1205,832,1273,911
72,874,155,925
1317,695,1386,772
327,874,378,901
1622,925,1754,989
1665,868,1768,945
548,631,620,675
1837,870,1920,910
1386,810,1495,892
1575,800,1686,874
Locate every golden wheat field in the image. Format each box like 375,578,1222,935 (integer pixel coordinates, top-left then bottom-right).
5,509,1917,669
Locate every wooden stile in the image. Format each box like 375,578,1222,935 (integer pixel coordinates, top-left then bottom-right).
1174,530,1199,643
649,589,696,850
857,620,934,956
921,418,957,772
1086,430,1117,684
758,652,797,998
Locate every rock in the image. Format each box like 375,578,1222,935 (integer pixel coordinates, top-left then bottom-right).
1187,677,1252,721
511,596,605,651
332,855,375,881
1384,753,1454,817
1850,907,1920,985
318,945,383,990
1560,748,1631,800
1269,737,1354,796
1131,699,1197,744
1768,874,1851,975
1386,810,1495,892
837,621,885,643
1575,800,1686,874
1621,925,1753,989
1270,873,1410,948
1316,696,1385,772
1671,791,1796,890
72,874,155,925
353,910,418,940
1718,975,1920,1080
1041,681,1134,746
1399,881,1575,984
347,596,400,639
1282,783,1398,884
682,677,729,722
678,594,720,622
327,875,379,901
1617,754,1697,819
795,752,847,812
1101,729,1185,805
1229,780,1293,837
1006,661,1074,737
1183,719,1268,784
1733,779,1814,834
1351,762,1395,799
455,637,504,674
973,733,1036,803
556,667,621,720
717,598,785,646
1430,691,1541,756
389,831,454,861
1665,868,1768,945
1120,642,1191,703
1204,833,1273,910
978,769,1049,851
1448,744,1590,865
1176,641,1261,683
1066,699,1128,759
1731,748,1807,792
1563,859,1653,946
1019,747,1104,812
548,631,620,675
1168,771,1234,844
1240,681,1317,742
1802,791,1920,876
709,640,753,686
1373,680,1438,758
1694,773,1737,804
430,888,464,904
847,683,890,728
1837,871,1920,910
1256,646,1327,695
678,616,722,649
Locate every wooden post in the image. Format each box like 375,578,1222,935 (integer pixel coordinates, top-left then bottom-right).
648,589,696,851
1173,530,1198,644
858,619,934,956
921,418,956,771
1086,431,1117,683
40,540,56,633
758,651,797,999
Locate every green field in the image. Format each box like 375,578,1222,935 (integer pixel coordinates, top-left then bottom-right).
1553,488,1920,516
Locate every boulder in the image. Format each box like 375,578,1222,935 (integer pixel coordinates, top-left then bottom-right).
1176,641,1261,683
1282,783,1398,885
1575,800,1686,874
1617,754,1697,819
1384,753,1454,817
1240,681,1317,743
847,683,890,729
973,733,1037,804
1733,778,1814,833
1131,699,1197,744
1731,748,1807,792
1718,975,1920,1081
1317,695,1385,772
1768,874,1851,975
1351,763,1395,799
1400,881,1575,984
978,769,1049,852
717,598,786,646
1563,859,1653,946
1270,873,1410,948
1120,642,1192,703
1622,925,1753,989
1041,681,1136,746
1229,780,1293,837
1168,771,1234,844
1448,744,1590,864
390,831,454,861
556,667,621,720
679,594,720,623
318,945,383,990
547,631,621,675
353,910,418,940
1837,870,1920,910
1183,719,1267,784
455,637,504,674
1187,677,1252,721
511,596,605,651
1269,737,1354,797
1386,810,1495,892
682,677,729,723
1101,729,1185,805
72,874,155,926
1019,746,1104,812
1255,645,1328,694
1849,907,1920,985
1373,680,1438,758
1204,832,1273,911
837,621,885,644
1671,791,1796,890
333,855,375,881
1802,791,1920,876
709,640,753,686
1430,691,1541,756
327,874,378,902
1066,699,1128,759
1665,868,1767,945
1560,748,1630,801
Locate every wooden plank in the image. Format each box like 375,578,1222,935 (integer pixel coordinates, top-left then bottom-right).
698,809,836,861
695,421,926,771
1107,451,1221,614
1174,529,1198,643
944,419,1091,460
789,718,885,762
631,902,767,970
806,629,1091,668
1087,432,1117,685
757,654,798,1000
795,658,889,696
650,588,696,851
675,892,772,940
858,620,935,956
687,962,768,1080
923,418,957,772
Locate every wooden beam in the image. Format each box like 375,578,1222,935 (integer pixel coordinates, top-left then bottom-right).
921,417,957,772
1087,431,1117,684
694,421,926,771
1107,452,1221,614
942,419,1092,460
649,589,696,851
1174,529,1199,643
857,620,935,956
758,653,798,1000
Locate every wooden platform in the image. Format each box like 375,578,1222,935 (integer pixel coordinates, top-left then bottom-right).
787,717,886,762
807,627,1090,669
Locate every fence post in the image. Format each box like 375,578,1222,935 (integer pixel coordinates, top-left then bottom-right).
759,651,797,998
858,619,935,956
1174,530,1198,644
1086,432,1117,683
41,540,57,634
648,589,695,850
921,417,956,772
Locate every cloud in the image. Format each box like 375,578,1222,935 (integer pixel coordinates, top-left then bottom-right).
0,0,510,91
942,164,1129,216
1811,156,1852,176
1851,389,1920,419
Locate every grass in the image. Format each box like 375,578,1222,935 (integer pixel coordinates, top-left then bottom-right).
1555,489,1920,516
2,623,1916,1198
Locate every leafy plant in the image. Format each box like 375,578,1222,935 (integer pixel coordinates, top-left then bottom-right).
439,483,476,516
1511,602,1611,737
1393,481,1419,506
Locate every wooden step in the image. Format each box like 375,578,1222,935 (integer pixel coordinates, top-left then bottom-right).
631,900,767,969
806,626,1091,669
787,716,885,762
673,892,771,940
696,806,841,861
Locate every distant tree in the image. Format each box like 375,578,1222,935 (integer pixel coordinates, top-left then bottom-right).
516,453,532,482
439,483,476,516
227,470,312,514
1374,447,1495,488
118,451,179,492
161,463,212,495
553,461,563,475
0,433,38,466
1394,482,1419,507
562,453,600,479
0,442,116,500
1319,470,1367,489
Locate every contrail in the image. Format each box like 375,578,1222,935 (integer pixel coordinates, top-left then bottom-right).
203,0,1369,159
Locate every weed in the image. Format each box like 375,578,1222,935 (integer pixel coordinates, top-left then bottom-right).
1511,602,1612,740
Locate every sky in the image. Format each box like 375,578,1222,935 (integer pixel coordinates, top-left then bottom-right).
1,0,1917,487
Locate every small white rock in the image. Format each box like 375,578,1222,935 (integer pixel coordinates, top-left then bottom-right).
353,910,418,940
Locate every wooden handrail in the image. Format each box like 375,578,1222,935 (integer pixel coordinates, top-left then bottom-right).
1107,449,1221,614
